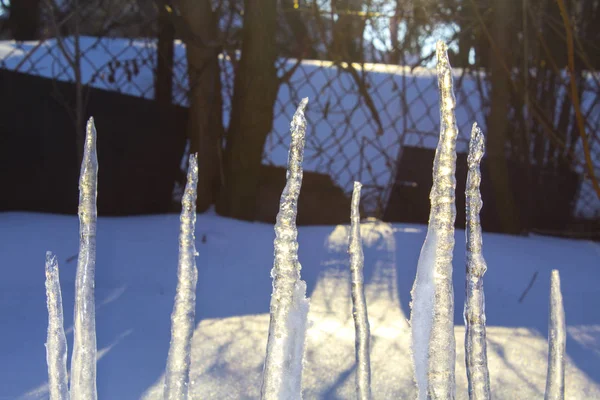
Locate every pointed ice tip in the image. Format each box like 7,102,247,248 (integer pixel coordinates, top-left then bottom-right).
551,270,561,287
436,41,448,58
298,97,309,112
185,153,199,189
468,123,485,168
188,152,198,171
351,181,362,217
45,251,58,271
83,116,97,164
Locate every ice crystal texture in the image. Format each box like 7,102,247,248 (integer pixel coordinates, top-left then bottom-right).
70,117,98,400
464,123,491,400
164,154,199,400
45,251,70,400
409,41,458,400
348,181,372,400
545,270,566,400
261,98,311,400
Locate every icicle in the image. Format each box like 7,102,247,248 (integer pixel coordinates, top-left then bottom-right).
545,270,566,400
349,181,372,400
45,251,70,400
164,153,199,400
261,98,310,400
409,41,458,400
464,123,491,400
70,117,98,400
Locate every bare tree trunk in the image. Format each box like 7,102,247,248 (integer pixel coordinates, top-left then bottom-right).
487,0,522,234
73,0,84,167
331,0,365,62
8,0,42,40
281,0,315,59
389,0,402,65
217,0,279,220
178,0,224,212
156,0,174,109
45,0,85,165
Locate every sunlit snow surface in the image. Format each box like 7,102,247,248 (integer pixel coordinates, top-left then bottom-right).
1,213,600,399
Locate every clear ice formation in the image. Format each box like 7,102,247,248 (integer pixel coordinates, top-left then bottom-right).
545,270,566,400
260,98,311,400
349,181,372,400
164,154,199,400
70,117,98,400
409,41,458,400
45,251,70,400
464,123,491,400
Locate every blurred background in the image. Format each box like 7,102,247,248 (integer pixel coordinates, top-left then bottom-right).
0,0,598,238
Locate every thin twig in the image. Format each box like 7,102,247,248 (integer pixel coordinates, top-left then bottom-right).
468,0,584,166
519,271,539,303
556,0,600,199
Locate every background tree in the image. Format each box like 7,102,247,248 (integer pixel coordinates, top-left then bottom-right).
176,0,225,213
7,0,42,40
218,0,280,220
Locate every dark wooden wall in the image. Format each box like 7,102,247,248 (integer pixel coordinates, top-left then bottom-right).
0,70,187,215
384,146,580,233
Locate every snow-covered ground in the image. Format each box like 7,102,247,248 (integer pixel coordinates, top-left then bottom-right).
0,211,599,399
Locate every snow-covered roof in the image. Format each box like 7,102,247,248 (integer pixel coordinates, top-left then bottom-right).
0,36,598,217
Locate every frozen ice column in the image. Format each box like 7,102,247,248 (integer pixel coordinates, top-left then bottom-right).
464,123,491,400
70,117,98,400
545,270,566,400
164,154,200,400
45,251,70,400
349,182,372,400
409,41,459,400
261,98,310,400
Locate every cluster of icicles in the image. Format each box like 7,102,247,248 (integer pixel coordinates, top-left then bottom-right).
44,41,565,400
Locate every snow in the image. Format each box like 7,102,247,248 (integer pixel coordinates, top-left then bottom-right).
44,252,69,400
348,182,372,400
163,154,199,400
409,41,458,400
261,99,310,400
0,211,600,399
464,123,491,399
545,270,566,400
70,118,98,400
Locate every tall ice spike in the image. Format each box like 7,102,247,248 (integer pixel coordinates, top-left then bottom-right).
45,251,70,400
409,41,459,400
70,117,98,400
545,270,566,400
464,123,491,400
261,98,310,400
164,153,200,400
349,181,372,400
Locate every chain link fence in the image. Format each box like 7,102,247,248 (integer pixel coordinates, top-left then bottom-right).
0,0,598,235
